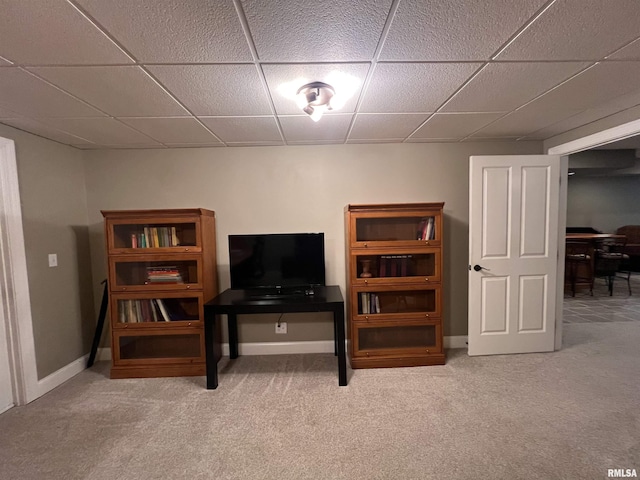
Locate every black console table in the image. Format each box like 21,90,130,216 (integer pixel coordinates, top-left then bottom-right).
203,285,347,389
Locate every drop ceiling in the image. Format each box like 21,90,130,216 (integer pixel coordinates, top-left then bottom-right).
1,0,640,149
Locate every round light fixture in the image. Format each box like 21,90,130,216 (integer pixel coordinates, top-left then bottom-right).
296,82,335,122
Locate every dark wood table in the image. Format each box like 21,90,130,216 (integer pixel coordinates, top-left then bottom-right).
203,285,346,389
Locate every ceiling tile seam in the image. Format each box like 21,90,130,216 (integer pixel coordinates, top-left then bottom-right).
0,56,13,65
20,67,110,117
232,0,286,145
605,35,640,59
490,0,558,60
344,0,401,142
517,100,640,142
132,67,227,145
402,63,489,143
65,0,136,64
456,61,603,142
0,120,94,149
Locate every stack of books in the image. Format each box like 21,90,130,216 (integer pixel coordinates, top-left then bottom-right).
145,266,185,284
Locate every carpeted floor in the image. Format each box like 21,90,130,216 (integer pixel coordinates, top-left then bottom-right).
1,319,639,479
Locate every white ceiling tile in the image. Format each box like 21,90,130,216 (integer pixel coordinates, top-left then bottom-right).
40,118,160,145
497,0,640,60
148,65,272,116
76,0,252,62
519,62,640,113
0,118,95,145
241,0,392,61
162,143,224,148
262,64,370,115
405,137,461,143
359,63,481,113
349,114,428,140
279,115,353,142
199,117,282,143
28,66,189,117
442,62,590,112
470,105,579,138
411,113,504,139
608,38,640,60
380,0,548,61
0,68,104,117
118,118,222,144
0,105,22,118
0,0,131,65
523,91,640,139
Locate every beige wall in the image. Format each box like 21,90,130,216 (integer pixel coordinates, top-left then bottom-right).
567,175,640,232
84,141,542,342
0,125,94,379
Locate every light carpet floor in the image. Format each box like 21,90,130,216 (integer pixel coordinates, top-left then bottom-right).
1,320,639,480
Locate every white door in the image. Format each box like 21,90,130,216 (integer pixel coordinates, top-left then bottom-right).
468,155,560,356
0,229,15,412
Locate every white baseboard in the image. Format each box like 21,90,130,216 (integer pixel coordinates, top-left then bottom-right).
35,354,90,399
88,337,468,367
223,340,336,356
444,335,468,349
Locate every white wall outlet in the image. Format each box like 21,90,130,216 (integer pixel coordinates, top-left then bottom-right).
275,322,287,334
48,253,58,267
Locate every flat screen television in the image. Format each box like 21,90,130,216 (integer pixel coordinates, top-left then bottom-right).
229,233,325,293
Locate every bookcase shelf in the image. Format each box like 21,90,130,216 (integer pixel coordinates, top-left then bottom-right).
345,203,445,368
102,208,218,379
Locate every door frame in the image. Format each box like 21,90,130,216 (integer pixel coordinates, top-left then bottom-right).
545,118,640,350
0,136,39,405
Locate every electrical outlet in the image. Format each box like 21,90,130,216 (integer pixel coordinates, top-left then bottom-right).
275,322,287,334
48,253,58,267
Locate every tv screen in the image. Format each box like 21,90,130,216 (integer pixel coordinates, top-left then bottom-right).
229,233,325,291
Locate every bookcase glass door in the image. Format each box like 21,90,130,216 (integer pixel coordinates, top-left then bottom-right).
356,323,438,353
112,222,198,249
355,215,437,243
356,289,437,316
112,258,200,290
116,296,199,324
353,251,438,282
117,333,201,360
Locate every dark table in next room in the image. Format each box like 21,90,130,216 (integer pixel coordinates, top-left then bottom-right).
203,285,347,389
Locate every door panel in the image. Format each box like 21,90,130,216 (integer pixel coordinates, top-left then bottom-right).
469,155,560,356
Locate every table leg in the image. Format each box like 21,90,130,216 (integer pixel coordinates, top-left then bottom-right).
228,313,239,359
204,309,218,390
334,307,347,386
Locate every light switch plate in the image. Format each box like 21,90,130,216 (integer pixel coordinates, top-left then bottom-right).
48,253,58,267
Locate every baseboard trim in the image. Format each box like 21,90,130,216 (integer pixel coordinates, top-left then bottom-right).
35,354,90,398
444,335,468,349
89,338,469,368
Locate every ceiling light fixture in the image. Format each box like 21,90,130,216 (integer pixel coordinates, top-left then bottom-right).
296,82,335,122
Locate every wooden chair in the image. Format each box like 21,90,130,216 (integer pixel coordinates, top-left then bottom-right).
593,238,628,296
565,240,593,297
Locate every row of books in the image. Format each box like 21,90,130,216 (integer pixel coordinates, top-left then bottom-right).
417,217,436,241
378,255,413,278
360,292,381,314
130,226,180,248
118,298,196,323
145,266,186,284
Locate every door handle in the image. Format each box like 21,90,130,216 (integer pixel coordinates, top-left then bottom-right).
472,264,489,272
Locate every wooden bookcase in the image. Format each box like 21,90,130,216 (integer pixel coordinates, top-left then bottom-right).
102,208,218,379
345,203,445,368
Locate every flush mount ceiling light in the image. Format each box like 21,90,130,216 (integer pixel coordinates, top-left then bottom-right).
296,82,335,122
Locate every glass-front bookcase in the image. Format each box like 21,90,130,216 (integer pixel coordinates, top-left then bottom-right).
345,203,445,368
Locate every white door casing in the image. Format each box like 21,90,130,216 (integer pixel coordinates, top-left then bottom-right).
468,155,560,356
0,136,38,406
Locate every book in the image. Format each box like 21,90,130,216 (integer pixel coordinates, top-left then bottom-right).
171,226,179,246
155,299,171,321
